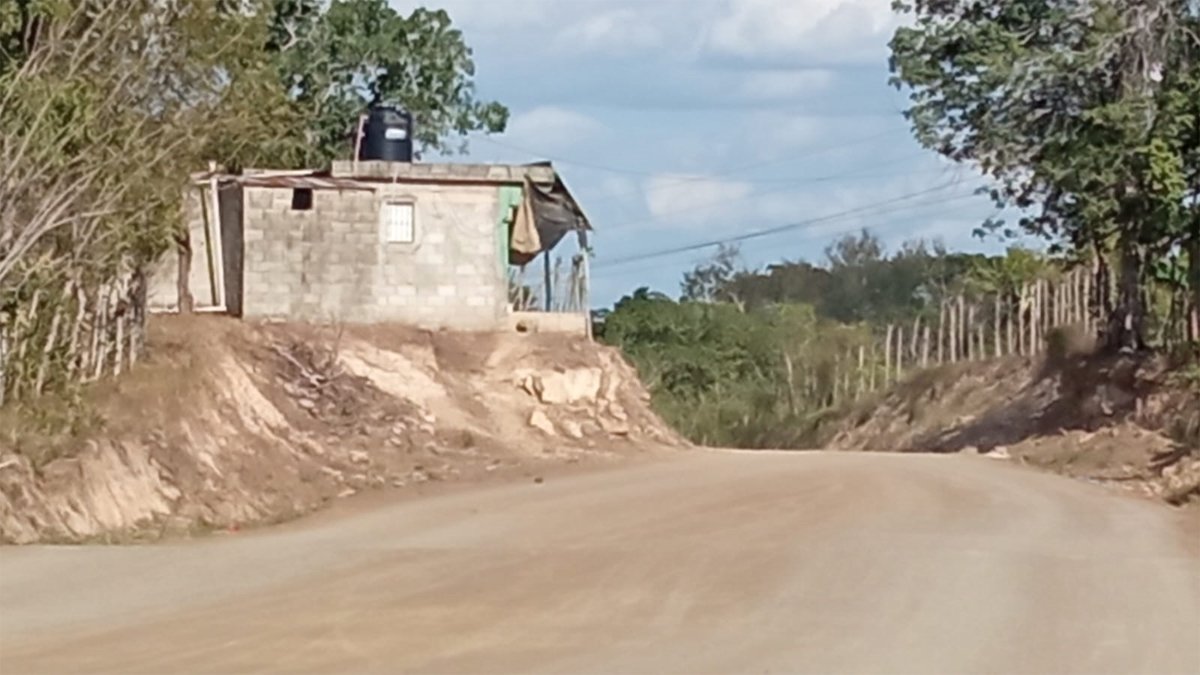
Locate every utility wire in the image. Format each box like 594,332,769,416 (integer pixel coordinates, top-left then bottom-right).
593,177,981,269
473,127,898,183
603,157,950,232
589,194,994,280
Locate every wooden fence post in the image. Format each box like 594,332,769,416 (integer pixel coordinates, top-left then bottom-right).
948,298,958,363
966,304,976,361
937,302,945,364
857,345,866,397
993,294,1003,357
909,317,920,370
1018,284,1026,355
1007,294,1015,356
884,324,894,385
869,342,877,392
1029,282,1039,354
960,295,969,361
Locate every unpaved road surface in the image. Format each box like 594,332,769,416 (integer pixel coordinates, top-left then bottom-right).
2,451,1198,674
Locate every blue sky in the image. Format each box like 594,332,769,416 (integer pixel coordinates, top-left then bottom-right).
397,0,1024,307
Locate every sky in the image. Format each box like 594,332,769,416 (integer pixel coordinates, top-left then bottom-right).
394,0,1026,307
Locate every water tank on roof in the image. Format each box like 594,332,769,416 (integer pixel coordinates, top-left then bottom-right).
358,105,414,162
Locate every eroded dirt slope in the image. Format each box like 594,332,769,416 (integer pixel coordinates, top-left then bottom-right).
0,317,682,543
824,349,1200,505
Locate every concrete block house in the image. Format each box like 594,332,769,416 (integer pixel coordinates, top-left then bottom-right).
150,159,593,332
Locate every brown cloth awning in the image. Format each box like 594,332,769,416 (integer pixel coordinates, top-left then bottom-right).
509,172,591,266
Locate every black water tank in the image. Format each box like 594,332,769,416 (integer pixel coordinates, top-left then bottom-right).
359,106,414,162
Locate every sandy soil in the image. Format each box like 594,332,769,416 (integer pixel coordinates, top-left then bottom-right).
2,450,1197,674
0,316,681,543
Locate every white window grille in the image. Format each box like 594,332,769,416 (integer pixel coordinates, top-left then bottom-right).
380,200,415,243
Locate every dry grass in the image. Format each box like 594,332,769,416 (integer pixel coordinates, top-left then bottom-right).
0,315,223,467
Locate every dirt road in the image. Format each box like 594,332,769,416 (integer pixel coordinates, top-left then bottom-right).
2,451,1198,674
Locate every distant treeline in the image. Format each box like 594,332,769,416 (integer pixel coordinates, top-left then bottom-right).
597,231,1192,448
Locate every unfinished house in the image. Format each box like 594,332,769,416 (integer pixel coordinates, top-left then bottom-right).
150,160,593,333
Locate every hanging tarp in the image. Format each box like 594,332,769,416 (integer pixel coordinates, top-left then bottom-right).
508,174,591,266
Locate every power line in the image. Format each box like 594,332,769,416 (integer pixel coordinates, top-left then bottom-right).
589,196,996,280
473,127,899,183
602,156,947,232
593,177,983,269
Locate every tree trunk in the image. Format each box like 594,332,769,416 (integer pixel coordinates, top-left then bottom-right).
34,297,66,396
1107,241,1147,353
1094,247,1112,338
177,235,194,315
1189,235,1200,344
921,325,931,367
1083,268,1093,336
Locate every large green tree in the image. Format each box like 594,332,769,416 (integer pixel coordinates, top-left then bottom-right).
890,0,1200,351
266,0,509,165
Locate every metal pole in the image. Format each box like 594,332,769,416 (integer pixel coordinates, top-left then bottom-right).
582,246,593,339
543,250,552,312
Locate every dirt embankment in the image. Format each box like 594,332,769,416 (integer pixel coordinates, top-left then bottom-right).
0,317,683,544
823,342,1200,506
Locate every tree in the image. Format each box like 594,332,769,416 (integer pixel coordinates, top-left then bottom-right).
0,0,292,402
680,244,743,304
266,0,509,166
890,0,1200,351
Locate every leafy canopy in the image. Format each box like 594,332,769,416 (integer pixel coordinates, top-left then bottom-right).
267,0,508,165
890,0,1199,348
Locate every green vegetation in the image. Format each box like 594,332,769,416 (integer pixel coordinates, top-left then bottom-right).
600,234,1058,447
602,229,1195,448
890,0,1199,351
602,0,1198,447
265,0,508,165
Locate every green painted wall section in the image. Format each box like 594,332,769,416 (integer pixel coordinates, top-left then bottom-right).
496,185,523,276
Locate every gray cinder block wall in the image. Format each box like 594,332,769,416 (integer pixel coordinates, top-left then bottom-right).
240,184,508,329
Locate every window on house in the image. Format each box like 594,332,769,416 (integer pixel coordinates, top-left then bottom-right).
291,188,313,211
380,200,415,243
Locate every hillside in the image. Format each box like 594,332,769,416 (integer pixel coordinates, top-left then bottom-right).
823,348,1200,505
0,317,682,544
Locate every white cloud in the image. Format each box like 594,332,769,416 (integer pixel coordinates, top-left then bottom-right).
503,106,604,151
556,9,664,53
704,0,899,64
740,113,826,159
738,69,835,100
643,174,754,228
390,0,555,31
